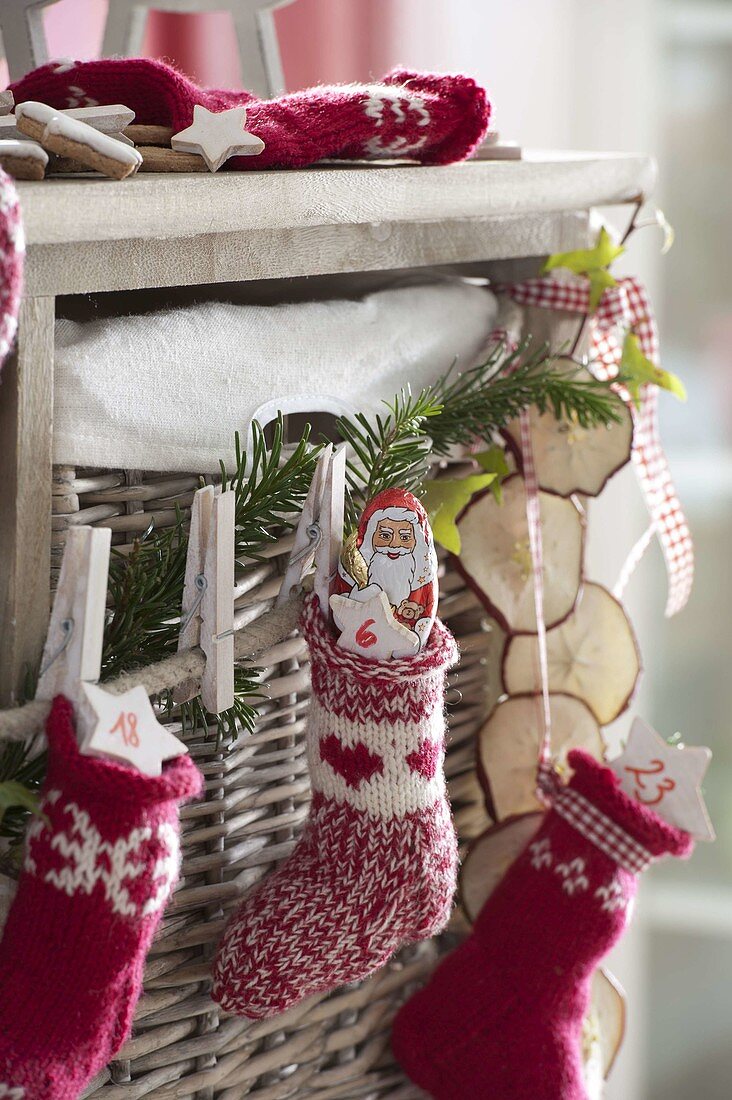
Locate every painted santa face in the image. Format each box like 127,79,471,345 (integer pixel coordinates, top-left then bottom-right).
372,518,417,558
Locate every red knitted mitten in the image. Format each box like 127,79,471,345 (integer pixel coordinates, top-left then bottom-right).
392,749,693,1100
211,594,459,1019
11,58,489,168
0,696,202,1100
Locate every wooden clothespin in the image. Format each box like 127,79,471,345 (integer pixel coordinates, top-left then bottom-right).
277,444,346,616
38,524,188,776
177,485,235,714
37,525,112,741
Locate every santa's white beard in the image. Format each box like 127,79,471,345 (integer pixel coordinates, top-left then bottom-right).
367,548,415,605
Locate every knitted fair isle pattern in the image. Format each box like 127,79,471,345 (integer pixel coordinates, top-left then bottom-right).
391,749,693,1100
11,58,490,169
0,696,202,1100
211,594,459,1019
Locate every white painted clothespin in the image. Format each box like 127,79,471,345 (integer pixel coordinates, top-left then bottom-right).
38,525,188,777
37,525,111,723
277,443,346,616
177,485,235,714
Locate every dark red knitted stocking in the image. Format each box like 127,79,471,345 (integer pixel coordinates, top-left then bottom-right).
0,696,201,1100
11,58,489,169
392,750,693,1100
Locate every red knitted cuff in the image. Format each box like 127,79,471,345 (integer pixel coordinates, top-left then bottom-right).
567,748,693,860
45,694,202,813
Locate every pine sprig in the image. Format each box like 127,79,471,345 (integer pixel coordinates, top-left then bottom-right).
221,417,323,560
427,341,624,454
0,739,45,860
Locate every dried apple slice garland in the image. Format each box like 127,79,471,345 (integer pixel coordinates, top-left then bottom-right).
454,474,584,634
503,365,634,498
459,812,543,924
476,693,605,821
502,582,641,726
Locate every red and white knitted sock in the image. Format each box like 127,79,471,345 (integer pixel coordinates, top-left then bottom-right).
11,58,489,168
0,695,202,1100
392,749,693,1100
211,593,459,1019
0,166,23,374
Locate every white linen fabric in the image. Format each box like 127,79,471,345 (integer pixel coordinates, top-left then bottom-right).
53,281,498,473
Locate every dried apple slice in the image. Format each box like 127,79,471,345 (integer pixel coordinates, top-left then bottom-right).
583,969,627,1090
503,583,641,725
504,367,633,497
455,474,584,632
477,693,604,820
460,812,543,923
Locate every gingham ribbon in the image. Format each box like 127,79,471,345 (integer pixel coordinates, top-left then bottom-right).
551,781,654,874
498,273,694,617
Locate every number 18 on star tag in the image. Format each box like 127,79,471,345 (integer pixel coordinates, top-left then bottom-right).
81,682,188,777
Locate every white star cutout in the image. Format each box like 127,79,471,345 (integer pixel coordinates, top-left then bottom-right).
330,591,419,661
171,104,265,172
81,683,188,778
611,717,714,841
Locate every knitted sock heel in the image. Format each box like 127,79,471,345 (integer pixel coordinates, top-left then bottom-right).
211,593,459,1019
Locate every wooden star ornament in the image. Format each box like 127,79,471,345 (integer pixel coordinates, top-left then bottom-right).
171,105,264,172
330,591,419,661
610,717,714,842
81,682,188,778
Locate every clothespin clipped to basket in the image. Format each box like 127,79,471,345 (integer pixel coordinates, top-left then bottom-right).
176,484,236,714
37,525,187,776
277,443,346,616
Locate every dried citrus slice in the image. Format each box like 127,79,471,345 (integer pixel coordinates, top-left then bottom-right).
477,693,604,820
455,474,583,632
504,367,632,497
503,583,641,724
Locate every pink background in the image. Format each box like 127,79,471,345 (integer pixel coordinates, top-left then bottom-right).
3,1,405,90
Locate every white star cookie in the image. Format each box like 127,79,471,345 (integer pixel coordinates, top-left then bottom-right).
81,683,188,778
611,717,714,841
171,104,264,172
330,591,419,661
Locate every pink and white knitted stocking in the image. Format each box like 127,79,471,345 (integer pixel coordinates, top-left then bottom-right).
391,750,693,1099
211,593,459,1019
0,166,23,374
0,695,202,1100
11,59,489,168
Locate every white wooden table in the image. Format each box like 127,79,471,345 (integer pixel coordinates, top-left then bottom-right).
0,152,654,703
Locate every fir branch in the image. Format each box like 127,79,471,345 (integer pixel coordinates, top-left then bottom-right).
427,341,624,455
221,417,323,560
0,740,45,851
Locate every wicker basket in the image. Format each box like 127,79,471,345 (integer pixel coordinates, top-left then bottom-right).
49,461,502,1099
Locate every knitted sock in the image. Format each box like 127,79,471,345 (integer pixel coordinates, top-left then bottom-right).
211,593,459,1019
11,58,489,168
0,166,23,374
391,749,693,1100
0,695,202,1100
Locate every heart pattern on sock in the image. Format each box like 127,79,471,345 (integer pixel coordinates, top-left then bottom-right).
319,735,384,789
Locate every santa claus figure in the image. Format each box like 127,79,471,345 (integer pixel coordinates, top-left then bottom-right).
336,488,439,650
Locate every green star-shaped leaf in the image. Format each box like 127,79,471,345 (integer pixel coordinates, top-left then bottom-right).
422,473,496,555
542,226,625,311
474,444,510,504
619,331,687,408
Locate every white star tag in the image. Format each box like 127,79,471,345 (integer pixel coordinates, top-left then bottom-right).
611,717,714,841
81,683,188,778
330,590,419,661
171,104,265,172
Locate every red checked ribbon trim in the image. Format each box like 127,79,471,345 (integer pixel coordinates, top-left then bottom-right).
551,782,654,874
498,273,694,617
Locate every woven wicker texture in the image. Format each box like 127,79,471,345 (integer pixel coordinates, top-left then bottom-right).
50,463,502,1100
